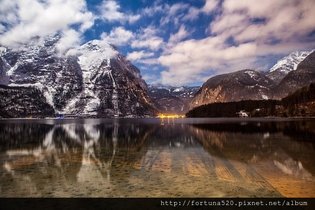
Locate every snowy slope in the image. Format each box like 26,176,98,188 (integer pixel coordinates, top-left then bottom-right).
2,36,63,108
270,50,313,72
267,50,314,82
63,40,118,115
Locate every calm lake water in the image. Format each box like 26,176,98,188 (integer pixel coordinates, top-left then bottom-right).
0,118,314,197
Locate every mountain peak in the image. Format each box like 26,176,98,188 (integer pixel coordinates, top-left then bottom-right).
269,50,314,73
267,50,314,83
77,40,117,72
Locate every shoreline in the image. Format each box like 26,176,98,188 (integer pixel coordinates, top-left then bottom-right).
1,116,315,121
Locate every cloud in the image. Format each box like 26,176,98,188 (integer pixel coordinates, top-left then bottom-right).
158,0,315,86
0,0,144,54
141,73,160,85
99,0,123,22
99,0,140,24
131,26,164,50
126,50,154,61
142,3,164,17
169,25,189,45
216,0,315,43
56,29,81,55
0,0,94,54
183,0,220,21
210,13,248,35
136,58,160,65
158,36,257,85
101,25,164,52
159,3,189,26
131,38,164,50
128,14,141,24
0,0,19,26
202,0,220,13
100,26,134,46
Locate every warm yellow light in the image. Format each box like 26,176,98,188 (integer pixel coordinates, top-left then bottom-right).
157,113,185,118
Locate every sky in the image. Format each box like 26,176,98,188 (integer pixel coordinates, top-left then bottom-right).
0,0,315,86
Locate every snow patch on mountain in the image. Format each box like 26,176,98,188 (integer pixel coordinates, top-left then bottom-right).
270,50,314,73
61,40,119,115
0,47,6,55
173,87,184,92
245,70,258,80
78,40,117,72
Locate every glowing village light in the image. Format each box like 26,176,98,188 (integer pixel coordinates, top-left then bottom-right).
157,114,185,118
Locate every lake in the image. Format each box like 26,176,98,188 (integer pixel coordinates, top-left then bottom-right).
0,118,314,197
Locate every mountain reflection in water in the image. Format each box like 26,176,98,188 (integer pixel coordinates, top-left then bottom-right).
0,118,314,197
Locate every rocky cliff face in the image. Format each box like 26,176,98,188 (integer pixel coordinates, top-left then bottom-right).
0,36,155,118
190,70,275,108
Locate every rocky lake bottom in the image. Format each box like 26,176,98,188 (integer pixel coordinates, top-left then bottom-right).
0,118,314,197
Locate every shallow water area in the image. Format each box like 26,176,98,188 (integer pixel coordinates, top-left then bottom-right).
0,118,314,197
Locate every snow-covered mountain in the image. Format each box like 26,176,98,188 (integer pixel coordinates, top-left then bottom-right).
189,51,315,110
274,51,315,98
267,50,314,82
148,85,199,114
0,36,156,118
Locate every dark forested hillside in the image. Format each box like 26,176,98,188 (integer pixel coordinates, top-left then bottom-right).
186,100,280,117
282,83,315,105
186,83,315,118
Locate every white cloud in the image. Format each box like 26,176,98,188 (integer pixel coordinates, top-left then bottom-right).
136,58,160,65
101,27,134,46
217,0,315,43
99,0,124,22
202,0,220,13
183,0,219,21
131,26,164,50
158,0,315,86
169,25,189,45
183,7,202,21
128,14,141,24
210,13,248,35
142,73,160,85
158,36,258,85
99,0,140,24
126,50,154,61
142,3,164,17
139,26,159,39
223,0,286,18
100,25,164,52
168,3,189,16
56,29,81,55
131,38,164,50
0,0,94,53
159,3,189,26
